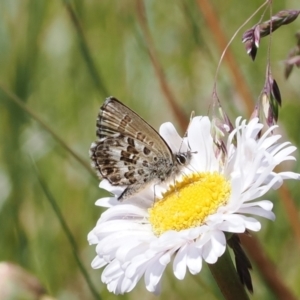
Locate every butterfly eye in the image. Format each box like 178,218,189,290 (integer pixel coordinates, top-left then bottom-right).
176,153,187,165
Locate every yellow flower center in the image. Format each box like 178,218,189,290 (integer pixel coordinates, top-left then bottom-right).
148,172,231,236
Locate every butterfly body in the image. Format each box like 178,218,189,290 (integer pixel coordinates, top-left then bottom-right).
90,97,191,200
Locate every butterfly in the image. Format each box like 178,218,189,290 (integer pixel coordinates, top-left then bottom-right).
90,97,191,200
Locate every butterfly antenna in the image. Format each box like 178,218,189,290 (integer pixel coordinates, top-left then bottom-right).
172,175,181,198
179,111,195,152
153,183,158,203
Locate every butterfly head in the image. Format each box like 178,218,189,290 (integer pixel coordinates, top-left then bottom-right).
175,151,192,166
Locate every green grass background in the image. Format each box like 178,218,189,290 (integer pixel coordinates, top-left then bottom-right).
0,1,300,299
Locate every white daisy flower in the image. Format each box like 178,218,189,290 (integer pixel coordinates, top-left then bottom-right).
88,116,299,295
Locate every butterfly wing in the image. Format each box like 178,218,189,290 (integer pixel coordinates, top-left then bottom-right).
95,97,171,149
90,97,175,199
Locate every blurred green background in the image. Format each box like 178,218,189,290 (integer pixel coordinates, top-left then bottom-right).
0,0,300,299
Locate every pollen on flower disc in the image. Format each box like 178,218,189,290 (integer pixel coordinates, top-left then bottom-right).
148,172,231,235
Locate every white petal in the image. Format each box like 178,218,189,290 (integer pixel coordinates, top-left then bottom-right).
239,215,262,231
216,215,247,233
121,277,138,294
88,230,99,245
273,146,297,163
152,232,185,251
102,260,123,283
202,231,226,263
158,251,172,265
188,116,218,171
159,122,183,151
116,241,149,262
186,244,202,274
126,255,150,279
100,179,124,196
145,256,167,293
211,231,226,257
241,200,273,210
95,197,118,207
278,171,300,180
100,204,147,222
104,261,139,294
238,207,275,220
173,244,187,280
91,256,108,269
259,134,281,150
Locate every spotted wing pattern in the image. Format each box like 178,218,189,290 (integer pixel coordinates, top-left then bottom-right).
90,97,189,200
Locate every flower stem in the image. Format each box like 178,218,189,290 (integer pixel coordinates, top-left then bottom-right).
208,247,249,300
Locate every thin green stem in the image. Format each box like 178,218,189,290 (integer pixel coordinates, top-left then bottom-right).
135,0,188,132
208,247,250,300
61,0,109,97
212,0,269,92
33,163,101,300
0,82,95,178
